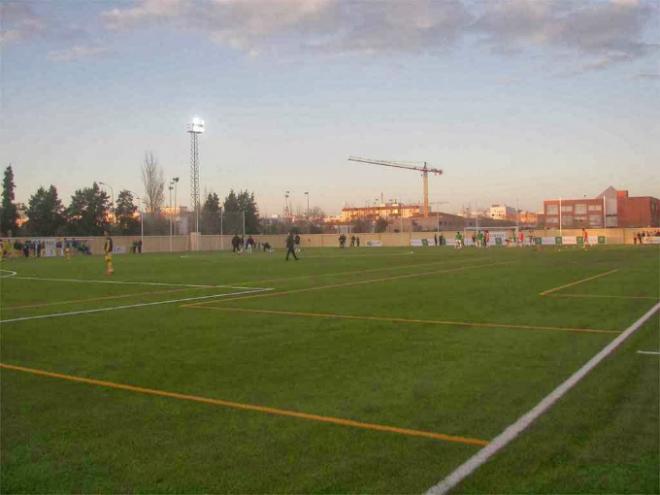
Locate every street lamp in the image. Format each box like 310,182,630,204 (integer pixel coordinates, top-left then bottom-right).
172,177,179,233
128,191,144,249
99,181,114,221
168,177,180,253
304,191,309,218
285,191,291,220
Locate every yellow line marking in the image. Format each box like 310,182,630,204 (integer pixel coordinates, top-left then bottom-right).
184,261,512,308
231,257,488,287
547,293,658,301
0,362,488,447
3,287,195,310
186,306,618,335
539,269,620,296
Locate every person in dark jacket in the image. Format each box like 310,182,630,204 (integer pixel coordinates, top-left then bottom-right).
285,232,298,261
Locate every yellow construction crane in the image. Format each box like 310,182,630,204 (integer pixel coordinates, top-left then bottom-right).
348,156,443,217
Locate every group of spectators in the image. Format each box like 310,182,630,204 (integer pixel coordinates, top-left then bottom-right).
130,240,144,254
0,238,91,259
338,234,361,247
231,234,273,254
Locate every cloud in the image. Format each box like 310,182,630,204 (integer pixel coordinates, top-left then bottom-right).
0,2,46,45
47,44,110,62
635,72,660,79
473,0,658,68
6,0,659,70
101,0,473,55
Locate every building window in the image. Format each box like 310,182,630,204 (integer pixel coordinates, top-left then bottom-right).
562,215,574,226
588,215,602,226
575,204,587,215
546,216,558,224
546,205,558,215
588,204,602,211
561,205,573,213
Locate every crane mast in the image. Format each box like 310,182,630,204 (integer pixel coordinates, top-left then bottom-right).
348,156,443,217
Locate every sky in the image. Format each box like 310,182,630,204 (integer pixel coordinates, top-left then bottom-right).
1,0,659,216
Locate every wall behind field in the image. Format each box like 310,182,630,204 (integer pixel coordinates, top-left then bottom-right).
2,228,658,256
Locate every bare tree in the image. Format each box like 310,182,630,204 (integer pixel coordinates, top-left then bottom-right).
141,151,164,213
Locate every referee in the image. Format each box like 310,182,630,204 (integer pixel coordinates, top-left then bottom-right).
285,232,298,261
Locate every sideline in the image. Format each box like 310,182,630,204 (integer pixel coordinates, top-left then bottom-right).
0,288,272,324
11,275,256,290
425,301,660,495
0,362,488,447
3,287,195,310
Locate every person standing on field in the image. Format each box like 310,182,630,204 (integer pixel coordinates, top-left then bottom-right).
285,232,298,261
455,231,463,249
104,231,114,275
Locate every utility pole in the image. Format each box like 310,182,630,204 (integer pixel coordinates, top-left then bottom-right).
168,182,174,252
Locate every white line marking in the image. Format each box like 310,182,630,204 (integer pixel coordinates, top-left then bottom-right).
637,350,660,356
0,269,17,278
0,288,273,324
10,276,258,291
426,301,660,495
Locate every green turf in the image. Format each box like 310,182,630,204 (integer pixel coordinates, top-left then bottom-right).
1,245,658,493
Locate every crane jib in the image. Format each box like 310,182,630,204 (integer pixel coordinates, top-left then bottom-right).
348,155,444,218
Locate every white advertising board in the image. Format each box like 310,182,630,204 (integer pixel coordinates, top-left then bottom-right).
44,239,57,257
489,231,509,243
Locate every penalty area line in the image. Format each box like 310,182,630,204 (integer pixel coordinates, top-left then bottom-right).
186,306,618,335
546,293,658,301
425,300,660,495
637,350,660,356
539,269,619,296
185,261,514,308
0,362,488,447
0,287,273,324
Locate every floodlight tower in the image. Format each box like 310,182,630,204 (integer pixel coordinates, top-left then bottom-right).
187,118,205,233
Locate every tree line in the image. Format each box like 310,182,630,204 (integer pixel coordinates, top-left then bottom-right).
0,159,261,237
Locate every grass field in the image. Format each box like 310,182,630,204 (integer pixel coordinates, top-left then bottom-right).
1,245,658,494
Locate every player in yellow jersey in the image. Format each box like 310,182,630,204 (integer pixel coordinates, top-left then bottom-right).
63,238,71,260
104,231,114,275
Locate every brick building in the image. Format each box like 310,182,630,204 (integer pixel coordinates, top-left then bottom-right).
543,187,659,228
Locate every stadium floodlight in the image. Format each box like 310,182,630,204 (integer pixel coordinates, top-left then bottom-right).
188,117,205,134
187,118,205,233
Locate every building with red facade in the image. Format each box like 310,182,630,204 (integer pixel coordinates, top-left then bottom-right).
543,187,659,228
